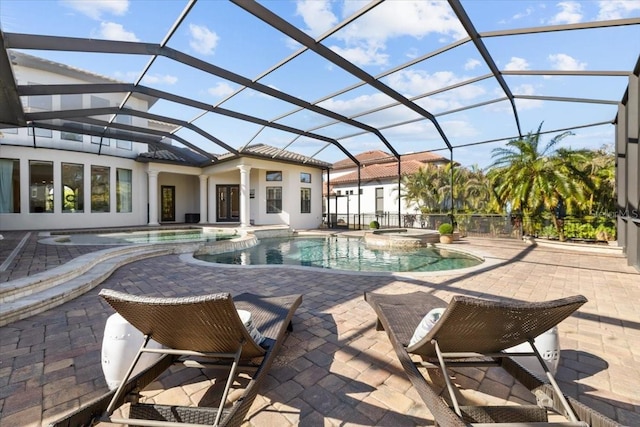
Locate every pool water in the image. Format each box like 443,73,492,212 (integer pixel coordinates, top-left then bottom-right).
53,229,237,245
111,229,237,244
195,236,482,273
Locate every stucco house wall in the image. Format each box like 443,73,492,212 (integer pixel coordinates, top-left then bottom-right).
325,151,447,221
205,158,324,230
0,145,149,230
156,172,199,223
1,53,329,232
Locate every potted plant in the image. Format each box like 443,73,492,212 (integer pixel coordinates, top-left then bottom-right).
438,223,454,244
369,220,380,229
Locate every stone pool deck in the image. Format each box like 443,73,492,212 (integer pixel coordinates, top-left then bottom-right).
0,229,639,426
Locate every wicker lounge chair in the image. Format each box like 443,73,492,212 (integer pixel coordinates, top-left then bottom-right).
365,291,621,427
50,289,302,427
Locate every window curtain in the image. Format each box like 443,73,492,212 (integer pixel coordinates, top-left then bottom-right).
0,159,14,213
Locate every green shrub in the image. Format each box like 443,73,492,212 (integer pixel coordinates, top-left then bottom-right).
540,225,558,238
369,220,380,229
438,223,454,234
595,224,616,241
578,223,596,239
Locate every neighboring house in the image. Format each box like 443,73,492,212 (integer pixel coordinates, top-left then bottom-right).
0,52,330,231
324,150,449,225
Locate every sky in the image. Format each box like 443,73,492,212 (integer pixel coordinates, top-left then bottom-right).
1,0,639,169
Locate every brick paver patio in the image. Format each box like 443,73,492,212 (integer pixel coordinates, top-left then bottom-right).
1,231,638,426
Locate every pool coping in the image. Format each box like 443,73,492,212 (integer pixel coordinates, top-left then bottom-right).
2,227,497,326
182,230,499,278
37,226,243,246
35,226,498,279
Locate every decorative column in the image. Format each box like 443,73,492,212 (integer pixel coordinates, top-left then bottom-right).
147,170,159,226
199,175,208,224
208,176,216,223
238,165,251,227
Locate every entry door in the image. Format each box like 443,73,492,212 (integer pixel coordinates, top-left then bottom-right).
217,185,240,222
161,185,175,222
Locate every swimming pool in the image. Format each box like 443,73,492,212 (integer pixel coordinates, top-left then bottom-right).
194,236,482,273
47,228,238,245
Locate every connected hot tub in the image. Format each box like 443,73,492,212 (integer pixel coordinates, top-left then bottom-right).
363,228,440,248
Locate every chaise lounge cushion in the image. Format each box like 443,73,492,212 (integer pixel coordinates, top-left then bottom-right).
236,309,265,345
409,307,446,347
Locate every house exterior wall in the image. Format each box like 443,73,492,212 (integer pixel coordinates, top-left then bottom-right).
0,143,326,231
328,168,356,180
156,172,199,223
14,62,151,159
205,159,324,230
0,145,149,230
329,181,420,218
324,154,448,223
0,54,328,232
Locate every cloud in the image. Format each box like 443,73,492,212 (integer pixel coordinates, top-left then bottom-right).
335,1,466,43
329,43,389,67
512,84,544,110
208,82,235,98
318,92,393,116
504,57,529,71
114,71,177,85
416,95,458,113
95,22,139,42
63,1,137,44
464,59,481,70
382,120,435,140
387,69,461,95
113,71,136,81
512,7,535,20
441,119,479,138
316,69,485,123
295,0,465,67
295,0,338,37
548,1,583,24
597,0,640,20
568,127,615,151
285,38,303,51
189,24,219,56
548,53,587,70
405,47,419,59
514,83,537,96
498,5,538,25
142,74,178,85
61,0,128,20
487,83,542,113
387,69,485,114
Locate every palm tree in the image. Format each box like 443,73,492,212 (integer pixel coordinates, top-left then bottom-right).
439,163,493,213
469,164,501,213
399,165,447,213
487,123,591,241
582,145,616,215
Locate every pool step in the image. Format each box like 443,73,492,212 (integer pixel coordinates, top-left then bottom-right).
0,245,172,327
1,245,159,304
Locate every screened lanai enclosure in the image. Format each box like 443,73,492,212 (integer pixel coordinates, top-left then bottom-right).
0,0,639,270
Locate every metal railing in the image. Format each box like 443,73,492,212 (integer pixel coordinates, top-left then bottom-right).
323,212,617,242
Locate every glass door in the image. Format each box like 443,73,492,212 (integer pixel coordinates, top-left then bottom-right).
161,185,175,222
217,185,240,222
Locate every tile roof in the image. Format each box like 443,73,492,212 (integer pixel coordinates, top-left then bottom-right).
219,144,331,168
331,150,395,169
331,149,447,171
402,151,449,163
329,159,438,185
139,143,332,168
137,145,209,166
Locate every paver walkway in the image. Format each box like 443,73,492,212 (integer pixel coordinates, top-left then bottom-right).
0,230,638,426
